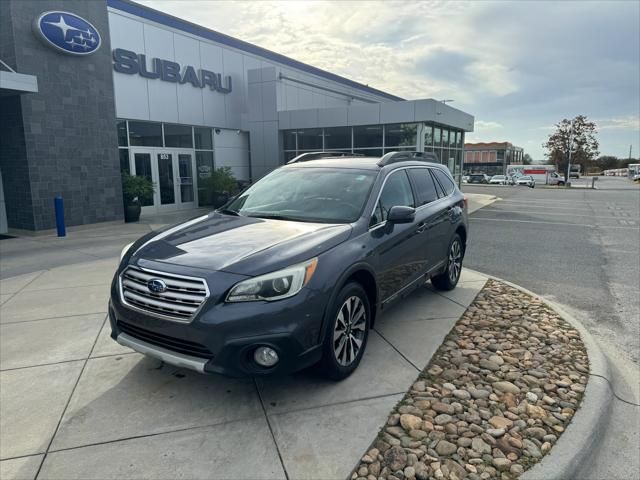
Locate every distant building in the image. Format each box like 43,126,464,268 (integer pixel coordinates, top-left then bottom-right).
464,142,524,176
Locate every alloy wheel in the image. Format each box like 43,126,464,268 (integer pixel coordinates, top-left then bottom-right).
448,239,462,283
333,295,367,366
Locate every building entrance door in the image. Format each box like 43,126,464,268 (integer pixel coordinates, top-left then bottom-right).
129,148,197,214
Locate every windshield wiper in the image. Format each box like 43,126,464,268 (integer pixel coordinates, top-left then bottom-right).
246,213,306,222
217,208,240,216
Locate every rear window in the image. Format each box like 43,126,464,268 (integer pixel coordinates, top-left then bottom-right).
432,169,456,196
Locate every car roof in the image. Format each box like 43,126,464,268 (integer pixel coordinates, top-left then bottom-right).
283,155,447,171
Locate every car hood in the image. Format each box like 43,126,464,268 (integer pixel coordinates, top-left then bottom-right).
132,212,352,276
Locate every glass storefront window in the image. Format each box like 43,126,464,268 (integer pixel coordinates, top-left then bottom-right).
283,130,297,151
164,124,193,148
196,151,214,206
119,149,129,174
354,148,383,157
128,121,162,147
194,127,213,150
424,125,433,148
442,129,450,148
434,127,442,148
384,123,417,148
324,126,351,150
353,125,382,148
297,128,323,150
284,151,298,162
117,121,128,147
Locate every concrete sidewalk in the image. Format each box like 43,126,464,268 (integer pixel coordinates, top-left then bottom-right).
0,248,487,479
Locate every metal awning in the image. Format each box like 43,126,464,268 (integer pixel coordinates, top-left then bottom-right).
0,59,38,95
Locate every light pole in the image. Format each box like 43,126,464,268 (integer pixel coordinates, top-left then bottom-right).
565,120,574,187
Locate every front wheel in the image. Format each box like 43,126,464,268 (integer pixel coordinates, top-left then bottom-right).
432,234,464,291
317,282,370,380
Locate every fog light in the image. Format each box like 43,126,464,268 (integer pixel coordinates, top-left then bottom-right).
254,346,279,367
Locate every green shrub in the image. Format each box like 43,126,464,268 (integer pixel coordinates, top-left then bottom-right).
121,173,154,205
200,167,238,206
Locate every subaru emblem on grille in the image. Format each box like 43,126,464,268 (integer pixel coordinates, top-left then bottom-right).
147,278,167,293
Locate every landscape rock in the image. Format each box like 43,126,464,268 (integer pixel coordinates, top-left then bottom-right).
350,280,588,480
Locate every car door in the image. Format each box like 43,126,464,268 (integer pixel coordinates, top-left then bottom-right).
406,167,444,272
369,170,423,302
430,168,462,264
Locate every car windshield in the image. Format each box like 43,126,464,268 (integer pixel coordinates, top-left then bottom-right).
225,167,378,223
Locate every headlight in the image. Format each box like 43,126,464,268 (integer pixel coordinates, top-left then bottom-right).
226,258,318,302
120,242,134,261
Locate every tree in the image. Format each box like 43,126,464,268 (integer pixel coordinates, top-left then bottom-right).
522,153,533,165
543,115,599,180
595,155,619,171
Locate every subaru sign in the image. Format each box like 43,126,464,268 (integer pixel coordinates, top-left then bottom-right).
33,11,101,56
112,48,232,94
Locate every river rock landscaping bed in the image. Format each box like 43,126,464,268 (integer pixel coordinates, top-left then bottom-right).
350,279,589,480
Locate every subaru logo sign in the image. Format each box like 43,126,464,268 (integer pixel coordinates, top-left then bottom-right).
33,11,101,56
147,278,167,294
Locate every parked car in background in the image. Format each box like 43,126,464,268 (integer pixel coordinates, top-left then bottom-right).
547,172,566,186
516,175,536,188
110,151,469,380
489,175,508,185
462,175,470,183
468,173,490,184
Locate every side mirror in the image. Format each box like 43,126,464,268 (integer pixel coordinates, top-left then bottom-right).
388,205,415,224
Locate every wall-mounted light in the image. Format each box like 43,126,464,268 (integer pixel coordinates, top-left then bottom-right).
215,128,221,134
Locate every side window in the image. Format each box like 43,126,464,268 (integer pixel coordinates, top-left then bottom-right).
430,170,445,198
432,168,456,196
407,168,439,206
376,171,415,223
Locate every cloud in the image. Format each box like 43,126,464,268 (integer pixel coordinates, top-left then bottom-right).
597,116,640,131
139,0,640,158
474,121,503,130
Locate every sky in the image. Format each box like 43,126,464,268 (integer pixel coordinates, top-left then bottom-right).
142,0,640,160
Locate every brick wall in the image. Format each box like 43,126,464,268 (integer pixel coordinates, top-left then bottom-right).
0,0,123,231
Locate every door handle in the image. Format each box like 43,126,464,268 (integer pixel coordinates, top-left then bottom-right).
416,222,427,233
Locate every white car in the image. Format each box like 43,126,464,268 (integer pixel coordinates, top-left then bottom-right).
516,175,535,188
489,175,508,185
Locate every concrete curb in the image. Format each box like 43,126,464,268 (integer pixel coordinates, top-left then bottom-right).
465,268,613,480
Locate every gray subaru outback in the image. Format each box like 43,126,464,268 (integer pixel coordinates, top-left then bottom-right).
109,151,469,380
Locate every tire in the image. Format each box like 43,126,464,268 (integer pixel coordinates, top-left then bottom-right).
431,233,464,291
316,282,370,380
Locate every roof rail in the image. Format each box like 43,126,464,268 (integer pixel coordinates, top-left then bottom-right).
287,151,362,164
377,151,438,167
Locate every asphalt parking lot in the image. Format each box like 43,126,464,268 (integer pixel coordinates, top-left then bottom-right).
0,223,488,479
462,175,640,480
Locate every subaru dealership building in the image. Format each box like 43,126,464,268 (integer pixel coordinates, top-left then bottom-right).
0,0,474,233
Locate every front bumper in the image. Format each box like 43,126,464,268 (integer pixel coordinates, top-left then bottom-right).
109,267,328,377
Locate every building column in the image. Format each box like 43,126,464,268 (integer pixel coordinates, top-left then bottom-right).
247,66,280,181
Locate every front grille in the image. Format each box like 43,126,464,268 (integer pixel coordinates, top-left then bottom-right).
120,266,209,321
117,320,213,358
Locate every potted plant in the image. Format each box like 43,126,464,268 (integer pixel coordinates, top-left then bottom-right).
200,167,239,207
121,173,154,222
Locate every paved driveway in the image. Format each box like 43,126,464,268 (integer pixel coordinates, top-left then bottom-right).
0,242,486,479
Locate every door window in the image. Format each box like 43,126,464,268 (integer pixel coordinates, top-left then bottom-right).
432,168,456,196
157,153,175,205
373,170,415,224
178,153,194,203
408,168,439,206
133,153,153,206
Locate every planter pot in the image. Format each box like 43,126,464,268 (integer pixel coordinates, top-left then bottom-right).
124,203,141,223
